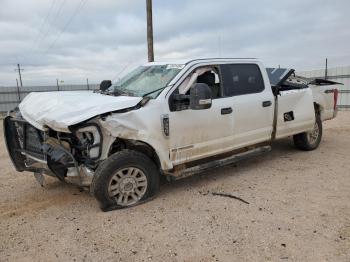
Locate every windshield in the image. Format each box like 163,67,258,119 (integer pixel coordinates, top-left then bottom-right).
109,64,184,98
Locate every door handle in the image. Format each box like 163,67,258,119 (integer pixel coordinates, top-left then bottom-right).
221,107,232,115
262,101,272,107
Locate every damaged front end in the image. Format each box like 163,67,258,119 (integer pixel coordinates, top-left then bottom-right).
4,110,101,189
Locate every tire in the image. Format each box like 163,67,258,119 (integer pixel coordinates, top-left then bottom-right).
293,114,322,151
92,149,160,211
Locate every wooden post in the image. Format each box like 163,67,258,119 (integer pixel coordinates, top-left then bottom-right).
146,0,154,62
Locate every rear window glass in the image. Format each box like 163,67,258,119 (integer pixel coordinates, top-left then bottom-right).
220,64,264,96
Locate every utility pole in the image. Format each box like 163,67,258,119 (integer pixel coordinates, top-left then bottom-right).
15,64,23,87
325,58,328,80
16,79,21,102
146,0,154,62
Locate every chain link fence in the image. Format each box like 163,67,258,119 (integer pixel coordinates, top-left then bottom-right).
0,84,99,112
298,66,350,110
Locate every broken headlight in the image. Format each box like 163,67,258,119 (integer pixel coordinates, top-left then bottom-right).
74,124,102,160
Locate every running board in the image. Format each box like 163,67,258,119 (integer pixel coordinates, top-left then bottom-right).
169,146,271,180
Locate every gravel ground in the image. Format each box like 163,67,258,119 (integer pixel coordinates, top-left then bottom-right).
0,112,349,262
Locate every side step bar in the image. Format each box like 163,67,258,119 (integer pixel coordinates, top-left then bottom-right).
169,146,271,180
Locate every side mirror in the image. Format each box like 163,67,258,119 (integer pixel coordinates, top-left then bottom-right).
189,83,212,110
100,80,112,91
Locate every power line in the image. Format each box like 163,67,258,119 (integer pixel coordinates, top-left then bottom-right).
33,0,58,47
0,62,18,66
21,0,66,64
37,0,68,47
111,63,133,81
45,0,88,54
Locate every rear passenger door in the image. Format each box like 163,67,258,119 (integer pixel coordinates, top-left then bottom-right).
220,64,274,148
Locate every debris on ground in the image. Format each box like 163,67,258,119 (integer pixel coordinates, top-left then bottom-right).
211,192,250,204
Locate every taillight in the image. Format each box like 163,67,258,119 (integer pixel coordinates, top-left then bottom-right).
333,88,339,110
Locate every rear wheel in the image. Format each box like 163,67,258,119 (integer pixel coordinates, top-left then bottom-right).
92,150,160,211
293,114,322,151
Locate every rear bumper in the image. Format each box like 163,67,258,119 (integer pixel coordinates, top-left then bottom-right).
333,107,338,118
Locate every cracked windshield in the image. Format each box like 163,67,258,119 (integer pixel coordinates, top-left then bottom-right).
110,64,184,98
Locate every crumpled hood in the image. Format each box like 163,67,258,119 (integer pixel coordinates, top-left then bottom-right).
19,91,142,132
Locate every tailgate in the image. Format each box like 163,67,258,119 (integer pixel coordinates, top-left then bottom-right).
310,79,341,121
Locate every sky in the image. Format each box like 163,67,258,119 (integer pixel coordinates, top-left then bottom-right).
0,0,350,86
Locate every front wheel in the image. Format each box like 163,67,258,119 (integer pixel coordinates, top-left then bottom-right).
92,150,160,211
293,114,322,151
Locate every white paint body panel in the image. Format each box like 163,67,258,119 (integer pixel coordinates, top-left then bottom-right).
275,89,315,139
168,97,235,165
97,99,172,169
19,91,142,132
231,91,274,148
310,85,336,121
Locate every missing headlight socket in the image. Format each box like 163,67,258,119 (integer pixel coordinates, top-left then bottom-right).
70,123,103,161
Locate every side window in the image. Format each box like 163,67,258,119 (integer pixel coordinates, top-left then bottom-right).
220,64,264,96
169,66,222,111
196,68,222,99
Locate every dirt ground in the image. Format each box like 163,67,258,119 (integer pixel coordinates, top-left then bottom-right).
0,112,349,262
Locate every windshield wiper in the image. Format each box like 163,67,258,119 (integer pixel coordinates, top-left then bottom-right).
142,86,170,97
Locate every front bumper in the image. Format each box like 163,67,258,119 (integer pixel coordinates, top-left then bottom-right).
4,115,94,187
3,115,53,174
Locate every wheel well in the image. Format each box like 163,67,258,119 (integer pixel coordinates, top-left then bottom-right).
109,138,161,170
314,102,321,116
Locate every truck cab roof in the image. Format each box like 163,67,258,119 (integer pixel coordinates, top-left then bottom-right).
144,58,258,67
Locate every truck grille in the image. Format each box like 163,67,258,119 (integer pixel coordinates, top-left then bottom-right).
24,125,44,157
6,118,45,161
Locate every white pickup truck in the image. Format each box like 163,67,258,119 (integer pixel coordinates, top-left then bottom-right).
4,58,339,211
